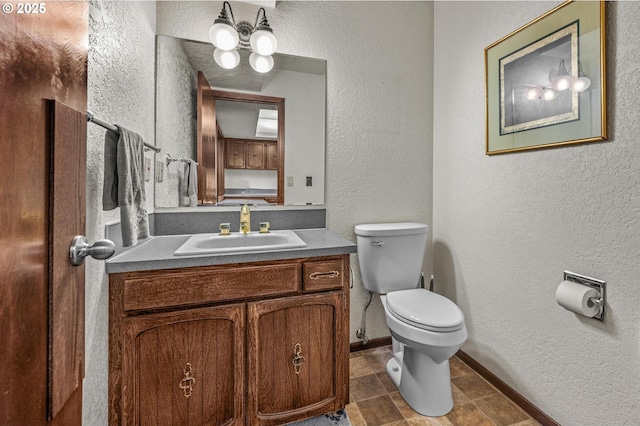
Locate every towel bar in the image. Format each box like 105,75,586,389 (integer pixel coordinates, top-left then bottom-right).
87,111,161,153
166,154,196,167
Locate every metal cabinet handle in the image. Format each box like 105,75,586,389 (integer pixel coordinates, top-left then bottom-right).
309,270,340,280
179,363,196,398
292,343,305,374
69,235,116,266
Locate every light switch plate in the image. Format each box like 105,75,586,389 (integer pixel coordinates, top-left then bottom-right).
155,160,164,182
144,157,151,182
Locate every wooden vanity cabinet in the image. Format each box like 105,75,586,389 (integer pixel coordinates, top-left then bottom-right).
109,255,349,426
120,305,245,426
247,291,346,425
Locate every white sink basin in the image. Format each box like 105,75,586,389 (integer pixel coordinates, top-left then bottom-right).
173,230,307,256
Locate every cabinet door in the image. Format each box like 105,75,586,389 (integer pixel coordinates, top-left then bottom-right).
121,305,245,426
246,142,266,169
247,292,348,425
265,142,278,170
226,140,245,169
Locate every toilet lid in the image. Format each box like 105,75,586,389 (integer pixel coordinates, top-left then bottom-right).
386,289,465,332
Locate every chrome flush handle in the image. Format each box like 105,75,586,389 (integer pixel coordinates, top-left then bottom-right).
371,241,384,247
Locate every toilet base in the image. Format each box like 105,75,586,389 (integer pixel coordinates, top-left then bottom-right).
386,345,454,417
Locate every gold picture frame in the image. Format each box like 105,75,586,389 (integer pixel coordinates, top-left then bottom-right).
485,0,607,155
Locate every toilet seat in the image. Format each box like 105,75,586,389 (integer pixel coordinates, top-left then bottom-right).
385,289,465,332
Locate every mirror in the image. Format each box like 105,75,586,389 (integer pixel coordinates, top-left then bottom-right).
154,35,326,208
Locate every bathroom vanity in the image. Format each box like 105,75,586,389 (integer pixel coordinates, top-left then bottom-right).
106,229,355,426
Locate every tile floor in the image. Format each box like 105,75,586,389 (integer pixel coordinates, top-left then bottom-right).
346,346,542,426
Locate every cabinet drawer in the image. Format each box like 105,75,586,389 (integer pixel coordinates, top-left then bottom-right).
303,260,345,291
123,263,301,312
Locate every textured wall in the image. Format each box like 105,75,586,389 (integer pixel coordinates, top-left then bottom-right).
155,35,197,207
433,1,640,424
85,1,156,423
157,1,435,343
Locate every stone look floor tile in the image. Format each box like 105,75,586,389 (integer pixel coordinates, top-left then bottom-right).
351,356,375,379
389,391,419,419
451,373,498,401
348,346,540,426
346,402,367,426
357,395,405,425
388,391,454,425
362,347,394,373
445,401,496,426
512,419,543,426
450,384,470,405
350,373,388,402
376,371,398,393
473,393,529,426
449,356,474,379
405,416,455,426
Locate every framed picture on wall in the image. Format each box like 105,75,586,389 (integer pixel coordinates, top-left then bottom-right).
485,0,607,155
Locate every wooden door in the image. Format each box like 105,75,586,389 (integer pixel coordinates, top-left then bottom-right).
0,3,88,425
196,72,217,204
247,292,348,425
121,305,245,426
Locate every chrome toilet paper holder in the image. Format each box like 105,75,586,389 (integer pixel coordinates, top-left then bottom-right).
563,271,606,322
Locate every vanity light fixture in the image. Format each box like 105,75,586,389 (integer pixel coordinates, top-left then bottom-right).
524,85,543,100
541,86,559,101
526,60,591,101
571,62,591,93
209,1,278,73
550,59,572,92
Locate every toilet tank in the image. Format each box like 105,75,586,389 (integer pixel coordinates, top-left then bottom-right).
355,222,429,294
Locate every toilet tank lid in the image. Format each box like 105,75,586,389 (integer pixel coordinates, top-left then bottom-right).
355,222,429,237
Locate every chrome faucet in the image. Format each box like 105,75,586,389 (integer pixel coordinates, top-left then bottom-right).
240,204,251,234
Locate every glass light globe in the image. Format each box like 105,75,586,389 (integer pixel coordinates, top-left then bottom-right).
249,52,274,73
551,74,572,91
250,30,278,56
524,85,543,100
209,23,239,51
542,87,558,101
571,76,591,93
213,48,240,70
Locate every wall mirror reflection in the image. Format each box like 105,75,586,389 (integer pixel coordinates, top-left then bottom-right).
154,35,326,208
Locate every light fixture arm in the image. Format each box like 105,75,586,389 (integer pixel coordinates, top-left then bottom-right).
577,61,586,77
557,59,568,75
253,7,273,33
216,1,236,27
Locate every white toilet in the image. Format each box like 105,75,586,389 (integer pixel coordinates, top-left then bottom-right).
355,222,467,417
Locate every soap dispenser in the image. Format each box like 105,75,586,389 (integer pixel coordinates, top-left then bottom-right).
240,203,251,234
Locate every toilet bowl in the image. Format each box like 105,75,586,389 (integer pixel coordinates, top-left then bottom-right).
354,222,467,417
382,289,467,416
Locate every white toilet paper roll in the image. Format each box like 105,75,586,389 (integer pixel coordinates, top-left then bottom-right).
556,280,600,317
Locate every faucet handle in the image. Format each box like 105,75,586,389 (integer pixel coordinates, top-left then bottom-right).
219,223,231,235
260,222,270,233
